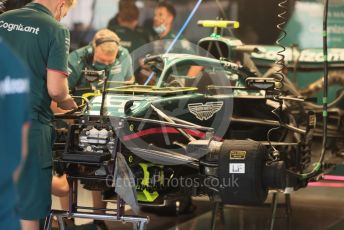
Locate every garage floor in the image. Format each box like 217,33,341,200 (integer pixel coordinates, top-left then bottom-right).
51,183,344,230
167,186,344,230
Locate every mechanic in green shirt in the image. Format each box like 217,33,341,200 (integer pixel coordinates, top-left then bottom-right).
151,1,176,41
0,38,30,230
151,1,193,53
137,2,194,84
68,28,135,96
107,1,148,53
0,1,77,229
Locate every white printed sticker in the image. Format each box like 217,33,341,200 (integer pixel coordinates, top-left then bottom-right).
229,163,245,174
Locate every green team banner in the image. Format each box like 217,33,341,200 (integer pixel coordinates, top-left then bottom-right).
250,1,344,105
252,46,344,67
250,45,344,105
283,0,344,48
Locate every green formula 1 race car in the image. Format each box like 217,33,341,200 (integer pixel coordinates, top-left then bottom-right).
53,53,314,206
50,20,335,230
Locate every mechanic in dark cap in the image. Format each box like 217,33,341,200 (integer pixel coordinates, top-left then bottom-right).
107,0,147,53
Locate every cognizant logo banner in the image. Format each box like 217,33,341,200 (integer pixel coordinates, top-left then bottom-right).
0,20,40,35
0,76,29,96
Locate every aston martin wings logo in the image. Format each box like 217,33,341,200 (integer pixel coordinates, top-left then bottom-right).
188,101,224,121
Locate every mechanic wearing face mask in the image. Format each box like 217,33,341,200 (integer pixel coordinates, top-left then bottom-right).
68,29,135,96
151,1,194,53
152,1,177,41
0,0,77,229
137,1,194,84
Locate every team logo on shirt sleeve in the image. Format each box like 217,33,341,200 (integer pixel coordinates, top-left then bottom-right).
110,65,122,75
65,37,70,54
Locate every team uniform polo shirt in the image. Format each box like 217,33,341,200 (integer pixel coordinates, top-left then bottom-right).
0,2,70,220
107,19,148,53
151,31,195,55
163,31,177,40
0,39,30,229
0,2,70,123
68,45,134,93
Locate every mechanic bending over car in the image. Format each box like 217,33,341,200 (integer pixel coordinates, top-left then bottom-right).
0,0,77,229
0,39,30,230
68,29,135,96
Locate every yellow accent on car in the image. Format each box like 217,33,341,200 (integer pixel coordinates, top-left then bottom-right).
198,20,240,29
